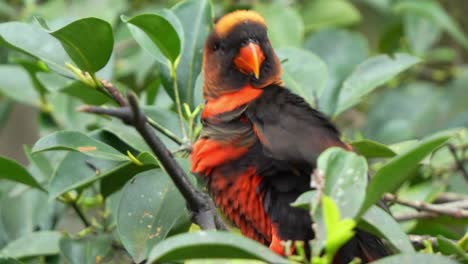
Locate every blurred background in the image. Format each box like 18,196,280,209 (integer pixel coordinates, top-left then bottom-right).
0,0,467,162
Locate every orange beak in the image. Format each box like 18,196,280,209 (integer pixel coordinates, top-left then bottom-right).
234,42,265,79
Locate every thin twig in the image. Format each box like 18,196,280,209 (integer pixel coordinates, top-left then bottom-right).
385,193,468,219
448,143,468,182
147,117,184,145
394,211,438,222
71,202,91,227
100,80,127,107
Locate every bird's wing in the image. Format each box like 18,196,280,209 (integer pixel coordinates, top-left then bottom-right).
246,84,350,166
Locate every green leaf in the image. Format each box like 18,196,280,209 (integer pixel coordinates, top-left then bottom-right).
276,47,328,108
403,13,442,56
32,131,128,161
291,190,318,210
369,253,458,264
394,0,468,50
335,53,420,116
0,65,40,106
360,206,414,253
255,4,303,48
124,11,182,67
350,139,396,158
171,0,213,106
117,169,187,263
147,231,289,264
304,29,369,115
60,81,110,105
0,156,44,190
48,151,156,199
301,0,361,32
60,235,112,264
0,257,23,264
0,188,56,243
0,22,71,75
0,231,61,258
358,131,452,216
44,17,114,73
318,148,368,219
437,236,468,261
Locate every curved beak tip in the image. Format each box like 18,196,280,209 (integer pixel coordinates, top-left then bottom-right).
234,42,265,80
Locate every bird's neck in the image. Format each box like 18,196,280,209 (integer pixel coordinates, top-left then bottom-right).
201,84,263,119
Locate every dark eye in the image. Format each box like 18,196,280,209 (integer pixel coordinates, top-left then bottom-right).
212,42,220,51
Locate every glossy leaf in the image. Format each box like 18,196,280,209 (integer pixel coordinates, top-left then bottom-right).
437,236,468,261
147,231,289,264
32,131,128,161
48,151,156,199
171,0,213,106
60,81,110,105
0,156,44,190
335,53,420,116
46,17,114,73
301,0,361,31
0,231,61,258
350,139,396,158
318,147,368,219
276,47,328,108
0,22,71,75
403,13,441,56
291,190,318,210
124,11,182,67
0,65,40,106
117,169,187,263
255,4,303,48
60,235,112,264
305,29,369,115
359,131,452,215
395,0,468,50
370,253,458,264
360,206,414,253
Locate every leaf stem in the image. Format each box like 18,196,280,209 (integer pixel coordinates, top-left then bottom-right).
147,117,184,145
170,65,188,142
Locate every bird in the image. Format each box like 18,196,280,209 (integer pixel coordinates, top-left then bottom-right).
190,10,389,263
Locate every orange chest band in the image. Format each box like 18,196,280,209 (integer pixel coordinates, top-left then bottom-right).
201,85,263,119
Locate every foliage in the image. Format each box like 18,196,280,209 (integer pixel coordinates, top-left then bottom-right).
0,0,467,263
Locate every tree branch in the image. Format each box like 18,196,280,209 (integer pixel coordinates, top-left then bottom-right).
78,83,226,230
448,143,468,182
384,193,468,219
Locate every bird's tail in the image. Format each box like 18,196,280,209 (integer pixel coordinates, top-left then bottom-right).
333,229,390,264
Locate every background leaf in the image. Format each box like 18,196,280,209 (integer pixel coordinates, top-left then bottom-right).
335,53,420,116
304,28,369,115
255,4,304,48
0,231,61,259
124,11,182,67
301,0,361,32
60,235,112,264
0,156,43,190
276,47,328,108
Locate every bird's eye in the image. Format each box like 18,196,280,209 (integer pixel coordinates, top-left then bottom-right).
212,42,220,51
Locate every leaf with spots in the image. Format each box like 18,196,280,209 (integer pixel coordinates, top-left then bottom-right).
318,147,368,219
116,169,187,263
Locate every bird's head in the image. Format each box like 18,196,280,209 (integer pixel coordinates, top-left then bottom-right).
202,10,282,98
